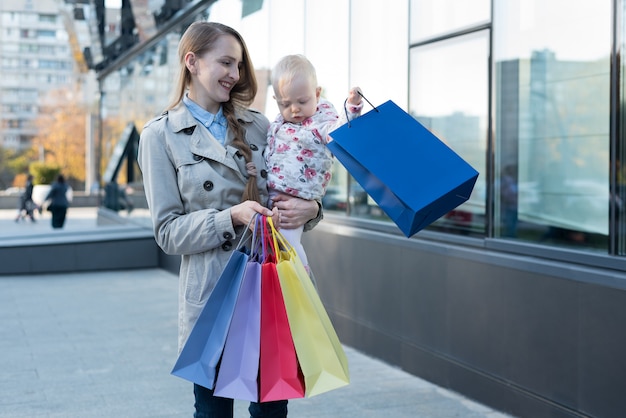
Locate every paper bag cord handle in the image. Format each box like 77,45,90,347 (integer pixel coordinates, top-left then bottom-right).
345,91,378,128
249,214,263,261
266,216,298,263
261,216,277,259
266,216,281,256
235,213,257,251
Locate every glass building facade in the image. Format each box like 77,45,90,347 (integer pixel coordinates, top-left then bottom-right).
98,0,626,261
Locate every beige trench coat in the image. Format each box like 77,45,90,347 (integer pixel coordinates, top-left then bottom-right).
138,102,280,351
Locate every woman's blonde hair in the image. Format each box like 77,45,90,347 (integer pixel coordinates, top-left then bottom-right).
271,54,318,96
170,21,261,204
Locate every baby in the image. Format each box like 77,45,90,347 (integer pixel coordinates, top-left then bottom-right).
266,54,363,270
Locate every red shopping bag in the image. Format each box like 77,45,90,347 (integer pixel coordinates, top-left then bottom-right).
258,218,305,402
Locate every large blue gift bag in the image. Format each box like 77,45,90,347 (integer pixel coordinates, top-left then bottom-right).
171,219,256,389
213,217,263,401
170,248,248,389
328,100,479,237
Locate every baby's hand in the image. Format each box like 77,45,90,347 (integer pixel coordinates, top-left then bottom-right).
347,87,362,106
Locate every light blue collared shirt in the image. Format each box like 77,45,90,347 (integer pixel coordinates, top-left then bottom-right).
182,95,228,145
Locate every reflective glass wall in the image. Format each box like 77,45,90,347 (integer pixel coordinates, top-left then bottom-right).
409,29,489,236
409,0,614,251
492,0,611,250
618,0,626,255
99,0,626,259
99,14,201,186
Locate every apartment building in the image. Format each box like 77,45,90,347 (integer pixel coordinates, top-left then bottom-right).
0,0,75,151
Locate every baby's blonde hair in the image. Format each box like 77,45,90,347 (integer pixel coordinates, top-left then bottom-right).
271,54,318,95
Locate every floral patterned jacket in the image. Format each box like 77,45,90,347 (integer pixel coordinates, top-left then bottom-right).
265,98,362,201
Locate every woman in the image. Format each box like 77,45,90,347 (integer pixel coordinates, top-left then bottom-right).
45,174,70,229
137,21,321,418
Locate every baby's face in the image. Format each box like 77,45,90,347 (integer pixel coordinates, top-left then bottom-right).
274,75,320,124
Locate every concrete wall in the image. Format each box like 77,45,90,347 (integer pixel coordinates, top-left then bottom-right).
0,207,158,275
302,217,626,418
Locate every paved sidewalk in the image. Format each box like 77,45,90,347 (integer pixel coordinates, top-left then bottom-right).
0,207,513,417
0,269,512,418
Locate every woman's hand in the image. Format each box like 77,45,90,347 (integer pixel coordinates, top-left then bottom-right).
271,193,319,229
230,201,274,228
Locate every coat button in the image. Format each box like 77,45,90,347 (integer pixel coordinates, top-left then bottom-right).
223,231,233,240
222,241,232,251
249,144,258,151
235,150,243,158
260,169,267,178
203,181,213,191
193,154,202,161
183,126,195,135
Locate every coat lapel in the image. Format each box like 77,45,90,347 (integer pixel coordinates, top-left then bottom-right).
168,103,245,179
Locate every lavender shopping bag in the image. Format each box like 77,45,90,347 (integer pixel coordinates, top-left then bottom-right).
214,238,262,400
328,100,479,237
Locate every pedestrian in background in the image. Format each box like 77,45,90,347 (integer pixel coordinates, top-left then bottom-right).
45,174,70,229
15,174,36,223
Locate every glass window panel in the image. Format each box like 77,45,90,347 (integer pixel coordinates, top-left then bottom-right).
493,0,610,250
410,30,489,236
100,29,182,188
410,0,490,43
334,0,408,221
618,1,626,255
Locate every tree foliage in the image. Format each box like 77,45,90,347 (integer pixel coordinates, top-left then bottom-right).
30,161,61,185
0,147,37,189
31,88,87,187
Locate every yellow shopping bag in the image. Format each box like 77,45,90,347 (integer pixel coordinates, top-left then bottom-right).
267,218,350,397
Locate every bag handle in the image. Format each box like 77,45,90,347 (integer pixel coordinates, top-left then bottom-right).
344,91,379,128
261,215,277,262
235,213,258,252
249,214,264,261
266,216,297,261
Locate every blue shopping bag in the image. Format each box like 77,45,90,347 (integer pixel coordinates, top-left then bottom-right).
328,100,479,237
171,226,252,389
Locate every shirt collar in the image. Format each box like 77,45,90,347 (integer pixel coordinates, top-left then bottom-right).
182,94,227,129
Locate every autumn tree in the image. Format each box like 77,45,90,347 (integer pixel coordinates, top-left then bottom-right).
0,147,38,189
31,87,87,188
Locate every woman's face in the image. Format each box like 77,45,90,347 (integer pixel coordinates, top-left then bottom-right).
186,34,243,114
